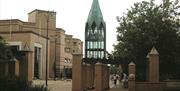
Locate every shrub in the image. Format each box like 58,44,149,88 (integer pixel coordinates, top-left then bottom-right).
0,75,49,91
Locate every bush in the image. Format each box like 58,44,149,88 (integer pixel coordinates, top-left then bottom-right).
0,75,49,91
28,85,49,91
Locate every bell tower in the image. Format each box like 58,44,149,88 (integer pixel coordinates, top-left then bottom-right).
85,0,106,60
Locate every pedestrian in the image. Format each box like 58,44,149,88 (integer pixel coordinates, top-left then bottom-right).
121,73,127,86
113,74,117,85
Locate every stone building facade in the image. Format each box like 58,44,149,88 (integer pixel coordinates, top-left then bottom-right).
0,9,83,80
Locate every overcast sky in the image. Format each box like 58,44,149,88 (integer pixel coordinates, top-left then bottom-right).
0,0,162,52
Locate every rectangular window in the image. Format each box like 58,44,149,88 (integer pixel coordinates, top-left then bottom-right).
101,51,104,58
10,46,19,55
101,42,104,49
65,48,70,53
34,47,41,79
66,39,70,43
9,45,19,59
73,42,77,45
87,42,90,49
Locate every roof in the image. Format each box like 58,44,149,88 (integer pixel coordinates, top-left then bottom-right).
87,0,104,28
28,9,56,14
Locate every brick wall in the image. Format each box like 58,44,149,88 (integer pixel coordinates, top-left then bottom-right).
135,82,165,91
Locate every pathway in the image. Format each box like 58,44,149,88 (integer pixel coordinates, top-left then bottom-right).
33,79,128,91
33,79,72,91
108,80,128,91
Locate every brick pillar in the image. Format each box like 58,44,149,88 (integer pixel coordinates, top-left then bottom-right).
102,65,105,90
19,51,33,81
86,64,91,89
82,62,87,90
129,62,136,75
89,64,94,89
107,66,110,89
105,66,110,90
72,54,83,91
27,51,33,81
103,65,106,90
105,65,109,90
15,61,19,76
95,62,103,91
103,65,105,90
128,62,136,91
5,62,9,76
148,47,159,82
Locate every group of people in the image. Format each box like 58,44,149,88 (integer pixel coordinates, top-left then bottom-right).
111,73,128,88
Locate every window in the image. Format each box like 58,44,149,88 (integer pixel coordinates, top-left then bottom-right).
10,46,19,55
66,39,70,43
9,46,19,58
65,48,70,52
34,47,41,79
73,42,77,45
64,58,68,63
64,58,71,63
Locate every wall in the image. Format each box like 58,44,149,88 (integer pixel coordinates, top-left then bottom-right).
136,82,165,91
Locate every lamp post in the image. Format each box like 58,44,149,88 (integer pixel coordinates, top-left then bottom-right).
37,10,55,87
37,10,56,87
46,11,56,86
45,12,49,86
53,34,60,80
54,35,57,80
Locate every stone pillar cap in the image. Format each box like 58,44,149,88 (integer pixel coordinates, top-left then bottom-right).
86,63,91,66
95,62,102,65
149,47,159,55
129,61,135,66
146,52,150,58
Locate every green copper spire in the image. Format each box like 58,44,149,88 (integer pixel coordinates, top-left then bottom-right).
87,0,104,28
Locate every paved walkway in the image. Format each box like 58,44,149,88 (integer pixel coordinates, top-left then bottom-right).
32,79,128,91
109,84,128,91
108,80,128,91
33,79,72,91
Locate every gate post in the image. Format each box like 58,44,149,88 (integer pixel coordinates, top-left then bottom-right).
104,65,110,90
95,62,103,91
106,66,110,89
5,62,9,76
148,47,159,83
72,54,83,91
82,62,87,90
86,63,91,89
26,51,33,81
128,62,136,91
19,51,33,81
89,64,95,89
15,61,19,76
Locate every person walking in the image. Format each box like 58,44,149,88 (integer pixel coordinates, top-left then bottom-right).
113,74,117,86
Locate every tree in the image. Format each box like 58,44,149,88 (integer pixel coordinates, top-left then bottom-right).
0,36,13,63
114,0,180,80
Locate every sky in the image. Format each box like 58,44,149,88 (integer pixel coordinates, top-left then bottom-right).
0,0,162,53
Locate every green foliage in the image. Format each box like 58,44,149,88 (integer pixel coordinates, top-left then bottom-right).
0,36,13,63
110,65,122,75
28,85,49,91
114,0,180,80
0,75,49,91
